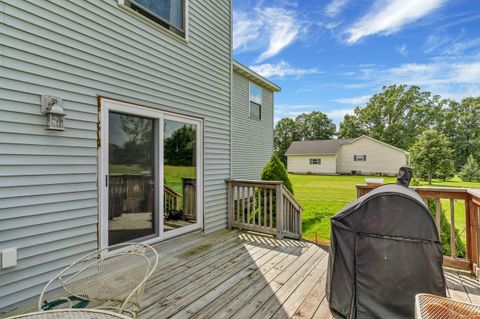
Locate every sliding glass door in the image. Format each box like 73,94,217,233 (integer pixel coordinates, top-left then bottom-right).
108,112,156,245
163,119,198,232
100,99,202,248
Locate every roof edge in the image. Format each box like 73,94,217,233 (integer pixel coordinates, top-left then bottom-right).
286,153,338,156
232,60,281,92
346,135,409,154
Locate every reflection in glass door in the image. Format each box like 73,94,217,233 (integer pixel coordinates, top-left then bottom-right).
108,112,156,245
163,119,197,232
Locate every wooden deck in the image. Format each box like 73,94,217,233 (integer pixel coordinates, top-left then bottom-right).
137,230,480,319
4,230,480,318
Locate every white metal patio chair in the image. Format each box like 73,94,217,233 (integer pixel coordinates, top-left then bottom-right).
38,243,158,318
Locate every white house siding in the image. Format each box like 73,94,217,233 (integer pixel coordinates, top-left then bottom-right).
231,71,274,180
287,155,337,174
0,0,231,310
338,137,408,175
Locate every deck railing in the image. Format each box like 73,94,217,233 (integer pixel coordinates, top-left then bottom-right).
357,184,480,276
226,179,303,239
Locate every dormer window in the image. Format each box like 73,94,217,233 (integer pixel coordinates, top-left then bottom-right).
120,0,186,37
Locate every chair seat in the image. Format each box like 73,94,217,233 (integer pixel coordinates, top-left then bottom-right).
62,254,150,305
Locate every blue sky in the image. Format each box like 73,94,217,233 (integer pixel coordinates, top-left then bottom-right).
233,0,480,126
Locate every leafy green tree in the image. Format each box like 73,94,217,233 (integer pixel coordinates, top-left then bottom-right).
410,129,454,184
164,125,196,166
459,155,480,182
295,112,336,141
261,155,293,194
338,85,445,150
338,113,365,138
274,118,299,165
440,97,480,170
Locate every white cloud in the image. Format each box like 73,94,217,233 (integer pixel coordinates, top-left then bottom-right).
256,8,300,62
384,62,480,86
250,61,321,78
232,11,263,51
233,6,301,62
325,0,349,17
351,60,480,101
442,37,480,55
346,0,445,44
396,44,408,56
332,95,371,105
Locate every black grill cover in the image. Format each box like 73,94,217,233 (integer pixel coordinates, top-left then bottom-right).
326,184,446,319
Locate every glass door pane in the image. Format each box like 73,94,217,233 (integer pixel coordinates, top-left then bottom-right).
108,112,156,245
163,119,197,232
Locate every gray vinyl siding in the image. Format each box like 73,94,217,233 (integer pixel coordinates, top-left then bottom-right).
231,71,274,180
0,0,231,310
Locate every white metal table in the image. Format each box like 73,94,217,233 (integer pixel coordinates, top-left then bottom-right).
4,309,132,319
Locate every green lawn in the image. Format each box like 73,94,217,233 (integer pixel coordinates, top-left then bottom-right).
291,174,480,244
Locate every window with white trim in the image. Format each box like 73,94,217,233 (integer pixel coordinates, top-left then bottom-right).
354,154,367,161
309,158,321,165
249,83,262,121
120,0,186,37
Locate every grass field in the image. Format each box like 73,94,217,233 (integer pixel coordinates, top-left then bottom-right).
291,174,480,244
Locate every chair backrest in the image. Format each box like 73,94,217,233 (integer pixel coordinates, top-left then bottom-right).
39,243,158,315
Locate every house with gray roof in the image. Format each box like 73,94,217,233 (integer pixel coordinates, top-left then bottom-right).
286,135,409,176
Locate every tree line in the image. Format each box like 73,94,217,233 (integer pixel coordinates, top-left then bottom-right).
274,85,480,183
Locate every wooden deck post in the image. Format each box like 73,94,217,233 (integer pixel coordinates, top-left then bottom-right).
227,180,233,229
276,183,284,239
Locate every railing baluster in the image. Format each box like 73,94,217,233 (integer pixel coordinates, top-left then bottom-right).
236,186,240,224
263,189,267,228
258,188,261,226
450,199,456,258
246,187,250,224
276,184,284,239
423,198,429,207
435,198,441,235
252,186,257,225
241,186,245,224
269,189,273,228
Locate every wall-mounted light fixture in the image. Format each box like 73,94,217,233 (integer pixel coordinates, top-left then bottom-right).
41,95,65,131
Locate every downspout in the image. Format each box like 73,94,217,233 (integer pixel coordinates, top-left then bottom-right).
228,0,233,180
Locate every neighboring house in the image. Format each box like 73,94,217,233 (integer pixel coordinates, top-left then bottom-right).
0,0,279,310
231,61,281,180
286,136,409,176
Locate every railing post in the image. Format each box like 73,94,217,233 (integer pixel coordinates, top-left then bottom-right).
276,183,284,239
466,195,472,261
227,180,233,229
298,208,303,240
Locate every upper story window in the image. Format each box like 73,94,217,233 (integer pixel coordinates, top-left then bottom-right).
309,158,321,165
121,0,186,37
354,155,367,161
249,83,262,121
